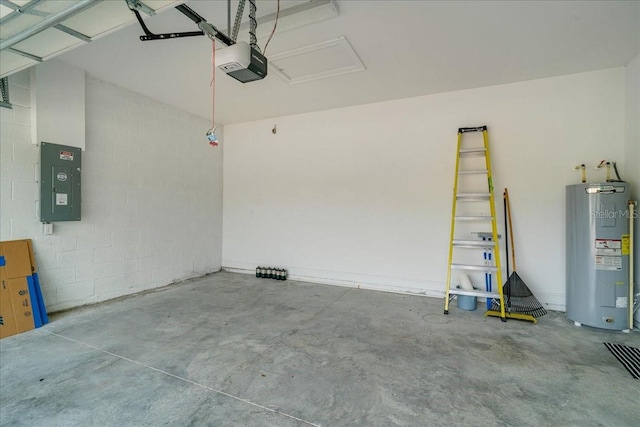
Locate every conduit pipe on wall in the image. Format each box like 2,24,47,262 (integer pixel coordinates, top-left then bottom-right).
630,200,636,330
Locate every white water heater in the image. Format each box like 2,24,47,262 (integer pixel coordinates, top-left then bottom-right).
566,183,631,330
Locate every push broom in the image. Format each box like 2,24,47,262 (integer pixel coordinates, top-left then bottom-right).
489,189,547,322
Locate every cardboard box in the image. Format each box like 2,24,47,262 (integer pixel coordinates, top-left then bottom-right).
7,277,34,333
15,239,47,325
21,239,38,273
0,240,41,339
0,240,32,279
0,277,35,338
0,281,18,338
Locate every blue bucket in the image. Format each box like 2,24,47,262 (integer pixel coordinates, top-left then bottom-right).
456,286,477,311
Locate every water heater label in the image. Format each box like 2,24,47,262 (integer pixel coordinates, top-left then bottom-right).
621,234,630,255
595,256,622,271
595,248,621,256
595,239,621,249
616,297,627,308
594,239,622,270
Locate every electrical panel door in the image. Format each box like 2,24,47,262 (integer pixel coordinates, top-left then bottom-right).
40,142,81,222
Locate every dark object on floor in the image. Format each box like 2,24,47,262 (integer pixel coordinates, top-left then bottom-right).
490,188,547,319
496,271,548,318
604,342,640,379
256,266,288,280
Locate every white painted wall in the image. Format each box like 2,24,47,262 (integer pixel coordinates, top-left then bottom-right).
223,68,626,311
624,53,640,328
33,60,86,150
0,69,223,312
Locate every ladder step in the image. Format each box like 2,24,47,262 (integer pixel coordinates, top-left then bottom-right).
458,169,488,175
452,239,496,248
449,288,500,299
459,148,486,157
455,216,493,221
473,232,500,240
451,263,498,271
457,193,490,200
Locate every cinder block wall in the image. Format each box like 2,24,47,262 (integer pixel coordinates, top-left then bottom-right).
0,70,223,312
1,72,35,243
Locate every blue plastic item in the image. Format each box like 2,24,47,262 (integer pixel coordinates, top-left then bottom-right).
457,295,477,311
456,286,478,311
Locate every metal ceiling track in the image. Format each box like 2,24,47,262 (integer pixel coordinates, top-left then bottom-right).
0,0,158,52
0,0,97,51
0,0,45,25
7,47,42,62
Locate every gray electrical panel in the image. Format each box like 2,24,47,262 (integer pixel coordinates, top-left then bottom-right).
40,142,81,222
566,183,630,330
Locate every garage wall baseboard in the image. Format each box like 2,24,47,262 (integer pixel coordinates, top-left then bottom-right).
222,264,566,312
223,264,443,298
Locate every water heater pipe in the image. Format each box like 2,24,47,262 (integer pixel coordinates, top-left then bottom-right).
573,164,586,183
595,160,612,182
630,200,636,330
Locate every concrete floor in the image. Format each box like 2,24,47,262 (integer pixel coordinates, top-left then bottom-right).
1,272,639,427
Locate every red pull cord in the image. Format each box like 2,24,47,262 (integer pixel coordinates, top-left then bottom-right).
208,40,219,147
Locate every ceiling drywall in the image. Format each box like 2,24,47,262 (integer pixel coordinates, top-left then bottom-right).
56,0,640,125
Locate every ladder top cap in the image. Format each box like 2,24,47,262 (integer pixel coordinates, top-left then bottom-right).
459,126,487,133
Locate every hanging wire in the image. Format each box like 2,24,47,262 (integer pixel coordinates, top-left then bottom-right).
210,41,216,87
231,0,246,42
263,0,280,55
249,0,260,52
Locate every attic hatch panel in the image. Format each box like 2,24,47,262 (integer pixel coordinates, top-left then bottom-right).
270,36,365,85
276,45,353,78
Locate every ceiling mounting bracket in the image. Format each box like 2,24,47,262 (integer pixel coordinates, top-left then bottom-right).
124,0,155,16
126,1,234,46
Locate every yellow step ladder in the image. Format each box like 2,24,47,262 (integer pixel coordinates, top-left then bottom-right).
443,126,506,321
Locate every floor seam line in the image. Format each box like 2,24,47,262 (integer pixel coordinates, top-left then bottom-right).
46,331,322,427
310,288,352,319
